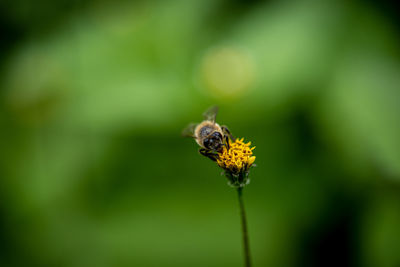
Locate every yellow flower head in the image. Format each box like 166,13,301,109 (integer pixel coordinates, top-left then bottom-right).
217,138,256,174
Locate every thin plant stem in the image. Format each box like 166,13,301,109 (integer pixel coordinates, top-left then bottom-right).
237,187,251,267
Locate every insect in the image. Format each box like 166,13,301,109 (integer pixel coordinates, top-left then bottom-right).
182,106,235,161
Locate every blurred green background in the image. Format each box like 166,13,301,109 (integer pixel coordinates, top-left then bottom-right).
1,0,400,266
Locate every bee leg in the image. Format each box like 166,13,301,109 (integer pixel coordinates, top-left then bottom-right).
224,135,230,149
199,148,218,161
221,125,235,141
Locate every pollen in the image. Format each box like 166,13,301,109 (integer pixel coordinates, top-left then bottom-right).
217,138,256,173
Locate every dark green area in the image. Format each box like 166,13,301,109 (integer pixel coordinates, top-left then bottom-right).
1,0,400,266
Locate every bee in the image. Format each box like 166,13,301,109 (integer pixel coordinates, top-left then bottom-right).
182,106,235,161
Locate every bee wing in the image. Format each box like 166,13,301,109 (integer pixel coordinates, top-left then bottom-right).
202,106,219,123
182,123,197,138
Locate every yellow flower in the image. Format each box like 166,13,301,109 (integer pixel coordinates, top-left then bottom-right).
217,138,256,174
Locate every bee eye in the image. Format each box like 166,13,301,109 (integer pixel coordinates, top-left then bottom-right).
212,132,222,140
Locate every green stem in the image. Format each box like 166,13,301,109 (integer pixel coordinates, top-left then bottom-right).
237,187,251,267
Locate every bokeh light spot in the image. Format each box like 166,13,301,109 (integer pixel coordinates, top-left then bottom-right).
200,46,255,99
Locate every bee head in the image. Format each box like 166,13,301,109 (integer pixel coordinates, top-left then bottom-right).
203,131,223,151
